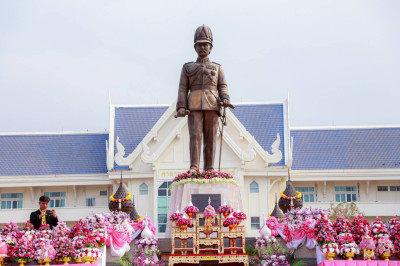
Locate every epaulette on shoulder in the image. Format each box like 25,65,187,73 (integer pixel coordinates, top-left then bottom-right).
212,62,221,65
184,61,194,65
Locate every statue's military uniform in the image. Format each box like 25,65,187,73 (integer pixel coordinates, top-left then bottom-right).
176,25,230,171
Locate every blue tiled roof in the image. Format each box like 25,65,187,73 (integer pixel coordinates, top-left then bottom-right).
114,106,168,169
114,104,286,167
232,104,286,166
0,133,108,176
291,127,400,170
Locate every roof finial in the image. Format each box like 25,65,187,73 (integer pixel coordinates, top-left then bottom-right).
120,171,123,184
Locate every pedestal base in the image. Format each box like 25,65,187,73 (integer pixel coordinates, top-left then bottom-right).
168,253,249,266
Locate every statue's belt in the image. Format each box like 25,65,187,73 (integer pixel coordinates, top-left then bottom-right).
189,87,218,92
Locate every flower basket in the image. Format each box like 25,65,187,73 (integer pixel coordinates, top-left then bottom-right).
233,211,246,223
169,212,183,224
321,242,339,260
184,204,199,219
223,217,239,228
217,204,234,218
176,218,193,231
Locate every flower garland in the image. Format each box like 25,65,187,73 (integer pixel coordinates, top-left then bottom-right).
280,190,301,200
110,192,132,202
171,170,238,187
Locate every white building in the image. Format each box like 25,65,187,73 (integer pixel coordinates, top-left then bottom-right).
1,101,399,237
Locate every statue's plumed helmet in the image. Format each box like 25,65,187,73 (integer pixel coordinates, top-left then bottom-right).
194,25,213,46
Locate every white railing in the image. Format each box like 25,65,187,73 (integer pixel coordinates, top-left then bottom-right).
303,202,400,217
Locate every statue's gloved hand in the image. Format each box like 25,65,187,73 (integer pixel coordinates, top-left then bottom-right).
176,108,190,118
222,99,230,107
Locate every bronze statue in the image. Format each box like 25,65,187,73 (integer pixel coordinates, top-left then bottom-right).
176,25,231,171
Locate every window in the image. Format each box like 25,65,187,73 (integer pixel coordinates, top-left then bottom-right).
295,187,315,202
44,192,66,207
378,186,388,192
390,186,400,191
86,198,96,207
250,181,259,193
158,181,172,233
99,190,108,196
334,186,357,202
139,183,149,195
251,217,260,230
1,193,23,209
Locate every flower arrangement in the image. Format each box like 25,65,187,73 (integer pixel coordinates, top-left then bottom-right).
83,213,107,248
217,204,234,214
256,254,290,266
175,218,193,227
284,208,305,232
388,215,399,242
132,236,162,265
184,204,199,214
104,211,135,237
134,236,159,252
171,170,238,187
250,234,291,266
315,218,337,246
0,239,7,258
34,236,56,261
52,222,72,260
22,221,34,232
339,242,359,256
69,219,90,238
358,235,375,260
321,242,340,255
321,234,340,255
375,236,393,256
233,211,247,221
223,217,239,227
10,235,35,263
371,216,389,241
131,249,163,266
70,236,86,261
38,223,51,231
254,235,277,249
169,212,183,222
310,207,328,220
203,204,216,218
0,220,21,246
392,223,400,256
333,215,352,237
351,214,371,245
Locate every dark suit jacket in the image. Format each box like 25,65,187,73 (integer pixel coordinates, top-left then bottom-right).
30,209,59,230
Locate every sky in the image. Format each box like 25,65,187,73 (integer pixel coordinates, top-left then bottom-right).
0,1,399,133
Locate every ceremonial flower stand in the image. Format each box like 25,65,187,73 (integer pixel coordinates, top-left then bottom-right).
169,213,248,265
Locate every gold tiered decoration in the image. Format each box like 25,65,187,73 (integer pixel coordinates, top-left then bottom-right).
169,213,248,265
